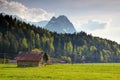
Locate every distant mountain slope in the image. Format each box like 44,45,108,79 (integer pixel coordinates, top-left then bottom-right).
45,15,76,33
30,21,48,27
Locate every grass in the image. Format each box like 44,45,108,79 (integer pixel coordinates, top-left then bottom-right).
0,63,120,80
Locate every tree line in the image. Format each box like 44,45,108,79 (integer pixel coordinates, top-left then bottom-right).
0,13,120,63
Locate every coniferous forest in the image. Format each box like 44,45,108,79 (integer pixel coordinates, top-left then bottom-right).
0,13,120,63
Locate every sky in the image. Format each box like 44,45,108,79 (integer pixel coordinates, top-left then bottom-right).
0,0,120,44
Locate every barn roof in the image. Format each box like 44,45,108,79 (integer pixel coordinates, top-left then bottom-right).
15,52,46,61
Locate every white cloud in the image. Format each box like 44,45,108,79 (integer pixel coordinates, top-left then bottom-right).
89,25,120,44
81,20,108,31
78,18,120,43
70,15,112,31
0,0,54,22
70,15,120,43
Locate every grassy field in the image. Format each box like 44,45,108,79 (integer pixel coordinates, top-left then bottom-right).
0,63,120,80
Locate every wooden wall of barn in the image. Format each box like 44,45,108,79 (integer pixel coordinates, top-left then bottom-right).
17,61,42,67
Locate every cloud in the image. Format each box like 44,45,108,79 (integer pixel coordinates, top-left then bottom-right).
88,25,120,44
0,0,54,22
81,20,108,31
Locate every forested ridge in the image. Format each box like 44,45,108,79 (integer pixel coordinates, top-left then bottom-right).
0,13,120,63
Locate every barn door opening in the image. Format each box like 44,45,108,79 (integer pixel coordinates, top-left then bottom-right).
43,53,48,63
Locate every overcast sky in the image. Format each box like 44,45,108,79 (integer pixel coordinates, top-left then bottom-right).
0,0,120,43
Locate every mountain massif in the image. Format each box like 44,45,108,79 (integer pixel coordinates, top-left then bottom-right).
30,21,48,27
45,15,76,33
2,13,76,34
0,13,120,63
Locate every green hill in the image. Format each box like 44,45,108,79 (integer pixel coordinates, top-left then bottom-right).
0,13,120,63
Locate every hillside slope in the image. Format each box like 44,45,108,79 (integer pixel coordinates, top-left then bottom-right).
0,13,120,63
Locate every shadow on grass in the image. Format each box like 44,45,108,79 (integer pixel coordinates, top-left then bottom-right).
0,64,39,68
0,66,18,68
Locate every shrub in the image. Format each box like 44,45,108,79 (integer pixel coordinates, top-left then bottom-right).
0,58,9,64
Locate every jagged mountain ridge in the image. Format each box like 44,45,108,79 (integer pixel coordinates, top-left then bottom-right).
45,15,76,33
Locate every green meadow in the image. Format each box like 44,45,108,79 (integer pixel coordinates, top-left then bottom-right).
0,63,120,80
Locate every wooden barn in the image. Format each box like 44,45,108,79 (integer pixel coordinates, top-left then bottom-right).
15,52,49,67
